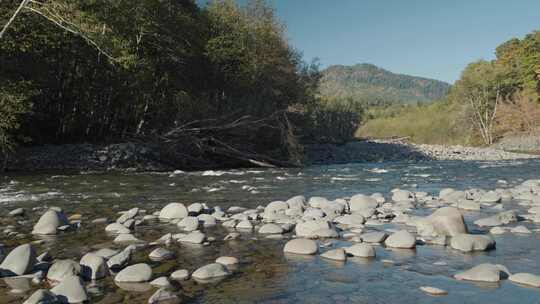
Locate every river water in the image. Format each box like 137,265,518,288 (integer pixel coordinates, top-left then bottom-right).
1,160,540,303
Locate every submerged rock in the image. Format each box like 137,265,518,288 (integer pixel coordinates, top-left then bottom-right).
192,263,230,280
320,248,347,261
509,273,540,288
454,264,509,282
23,289,58,304
419,286,447,295
450,234,495,252
148,287,179,304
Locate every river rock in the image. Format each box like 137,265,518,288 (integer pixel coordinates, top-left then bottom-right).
170,269,189,281
159,203,188,220
479,191,502,203
113,233,144,244
419,207,467,237
80,253,108,280
50,275,88,303
0,244,36,277
295,220,337,238
320,248,347,261
361,231,388,243
345,243,376,257
450,234,495,252
177,216,199,231
474,210,518,227
258,223,284,234
9,208,25,217
107,248,132,269
117,208,139,224
392,190,413,202
105,223,131,234
263,201,289,220
178,231,205,244
509,273,540,288
419,286,447,295
115,263,152,282
236,220,253,230
192,263,230,280
148,287,179,304
149,248,175,261
216,256,239,266
23,289,58,304
454,263,509,282
349,194,379,212
32,210,69,235
510,225,531,234
490,227,506,235
283,238,318,255
188,203,203,215
385,230,416,248
197,214,217,226
334,214,365,227
93,248,119,260
47,259,81,282
150,276,171,288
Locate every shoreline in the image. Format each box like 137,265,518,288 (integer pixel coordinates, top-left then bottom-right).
1,140,539,172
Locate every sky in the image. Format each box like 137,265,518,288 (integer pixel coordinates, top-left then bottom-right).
236,0,540,83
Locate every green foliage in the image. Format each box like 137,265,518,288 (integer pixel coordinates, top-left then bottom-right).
302,97,364,144
320,63,450,105
358,101,473,145
0,83,33,154
0,0,322,162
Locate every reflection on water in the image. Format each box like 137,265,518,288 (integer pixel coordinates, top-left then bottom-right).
1,160,540,303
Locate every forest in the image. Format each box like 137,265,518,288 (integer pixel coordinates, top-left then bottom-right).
0,0,361,168
360,29,540,146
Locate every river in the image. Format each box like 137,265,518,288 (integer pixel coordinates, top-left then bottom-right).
1,159,540,303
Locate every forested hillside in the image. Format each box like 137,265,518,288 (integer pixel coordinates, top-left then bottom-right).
320,63,450,105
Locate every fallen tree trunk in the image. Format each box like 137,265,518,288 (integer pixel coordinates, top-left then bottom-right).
140,112,301,170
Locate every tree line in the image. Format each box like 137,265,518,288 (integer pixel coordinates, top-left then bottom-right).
0,0,362,167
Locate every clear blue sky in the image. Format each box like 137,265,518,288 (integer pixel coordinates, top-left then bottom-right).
235,0,540,83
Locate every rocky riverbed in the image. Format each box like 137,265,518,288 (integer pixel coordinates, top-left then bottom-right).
306,139,539,165
3,139,538,173
1,161,540,303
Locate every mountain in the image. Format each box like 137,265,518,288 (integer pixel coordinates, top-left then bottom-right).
319,63,451,104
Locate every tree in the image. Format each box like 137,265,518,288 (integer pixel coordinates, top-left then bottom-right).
451,61,508,145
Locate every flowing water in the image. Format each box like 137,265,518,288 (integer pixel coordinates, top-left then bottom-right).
1,160,540,303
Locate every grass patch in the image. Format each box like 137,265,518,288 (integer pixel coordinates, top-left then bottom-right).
357,101,476,145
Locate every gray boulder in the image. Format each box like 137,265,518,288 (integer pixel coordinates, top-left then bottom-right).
0,244,36,277
283,239,318,255
454,264,509,282
385,230,416,249
159,203,188,220
115,263,152,282
450,234,495,252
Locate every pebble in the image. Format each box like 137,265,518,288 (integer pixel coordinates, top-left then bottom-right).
419,286,447,295
170,269,190,281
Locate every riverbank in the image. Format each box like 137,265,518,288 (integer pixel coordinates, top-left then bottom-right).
306,139,539,165
2,139,539,172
